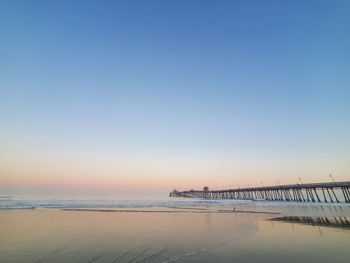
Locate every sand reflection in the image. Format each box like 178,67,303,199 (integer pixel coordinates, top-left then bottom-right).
1,207,350,263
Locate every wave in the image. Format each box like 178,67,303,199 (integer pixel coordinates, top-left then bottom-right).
1,196,349,211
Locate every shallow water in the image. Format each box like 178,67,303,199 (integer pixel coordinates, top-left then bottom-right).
1,196,350,262
2,195,350,211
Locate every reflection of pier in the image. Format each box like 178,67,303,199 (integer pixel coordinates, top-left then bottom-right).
270,216,350,228
170,181,350,203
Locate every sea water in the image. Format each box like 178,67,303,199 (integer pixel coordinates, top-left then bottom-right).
1,195,350,262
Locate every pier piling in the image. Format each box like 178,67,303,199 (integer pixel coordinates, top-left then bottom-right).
170,181,350,203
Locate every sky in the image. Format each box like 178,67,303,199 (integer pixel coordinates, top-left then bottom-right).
1,0,350,195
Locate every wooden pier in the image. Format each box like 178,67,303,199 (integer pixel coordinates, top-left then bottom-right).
169,181,350,203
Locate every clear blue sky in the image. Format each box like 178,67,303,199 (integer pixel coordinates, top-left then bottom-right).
1,0,349,194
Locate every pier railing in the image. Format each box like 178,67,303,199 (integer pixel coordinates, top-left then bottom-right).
169,181,350,203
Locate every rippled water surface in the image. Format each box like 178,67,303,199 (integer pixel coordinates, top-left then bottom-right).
1,196,350,262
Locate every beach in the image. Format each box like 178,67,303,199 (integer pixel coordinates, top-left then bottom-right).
2,1,350,262
1,196,350,263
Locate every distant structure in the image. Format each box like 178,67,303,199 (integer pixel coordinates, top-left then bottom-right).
169,189,178,196
170,186,210,197
169,181,350,203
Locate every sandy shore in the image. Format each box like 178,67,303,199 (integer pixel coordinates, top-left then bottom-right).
1,205,350,263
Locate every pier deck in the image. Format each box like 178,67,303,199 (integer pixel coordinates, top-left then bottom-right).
170,181,350,203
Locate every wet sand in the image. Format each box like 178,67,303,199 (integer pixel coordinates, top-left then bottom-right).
1,206,349,263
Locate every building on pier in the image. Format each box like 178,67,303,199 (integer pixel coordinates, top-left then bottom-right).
170,181,350,203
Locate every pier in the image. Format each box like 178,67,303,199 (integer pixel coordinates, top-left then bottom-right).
170,181,350,203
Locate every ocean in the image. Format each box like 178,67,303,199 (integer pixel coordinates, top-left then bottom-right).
1,195,350,262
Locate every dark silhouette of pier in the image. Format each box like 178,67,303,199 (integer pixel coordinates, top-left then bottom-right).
170,181,350,203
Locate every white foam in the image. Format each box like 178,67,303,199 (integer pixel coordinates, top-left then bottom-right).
161,257,179,263
1,195,349,210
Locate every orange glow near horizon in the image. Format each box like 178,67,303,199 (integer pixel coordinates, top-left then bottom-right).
1,147,350,195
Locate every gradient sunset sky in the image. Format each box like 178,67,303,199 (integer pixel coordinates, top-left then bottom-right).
1,0,350,195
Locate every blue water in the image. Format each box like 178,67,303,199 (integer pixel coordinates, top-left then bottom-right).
1,195,349,210
0,195,250,209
